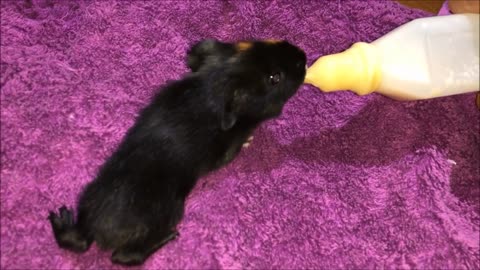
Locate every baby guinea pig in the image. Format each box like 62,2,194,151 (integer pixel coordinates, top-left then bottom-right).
48,39,307,266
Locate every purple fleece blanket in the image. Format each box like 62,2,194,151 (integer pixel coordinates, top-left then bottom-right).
1,0,479,269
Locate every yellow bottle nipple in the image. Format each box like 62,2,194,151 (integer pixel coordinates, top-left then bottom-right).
304,42,382,96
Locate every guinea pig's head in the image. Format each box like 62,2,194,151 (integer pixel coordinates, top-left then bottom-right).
187,39,307,130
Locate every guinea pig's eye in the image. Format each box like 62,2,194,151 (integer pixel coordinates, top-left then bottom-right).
269,73,281,85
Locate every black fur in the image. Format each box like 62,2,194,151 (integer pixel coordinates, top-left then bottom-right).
48,39,306,266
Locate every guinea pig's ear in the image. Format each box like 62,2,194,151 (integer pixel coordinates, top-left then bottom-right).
208,68,248,131
186,39,235,72
220,109,237,130
219,89,238,130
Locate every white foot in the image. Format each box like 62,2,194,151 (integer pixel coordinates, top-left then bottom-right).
242,136,254,148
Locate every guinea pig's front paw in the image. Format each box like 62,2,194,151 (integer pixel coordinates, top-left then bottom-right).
242,136,254,148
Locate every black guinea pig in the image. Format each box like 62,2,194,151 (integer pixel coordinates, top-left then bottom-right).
48,39,307,266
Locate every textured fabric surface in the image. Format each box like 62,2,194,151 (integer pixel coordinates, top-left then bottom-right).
1,0,479,269
438,0,451,15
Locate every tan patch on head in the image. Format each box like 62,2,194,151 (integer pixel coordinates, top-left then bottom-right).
265,39,281,44
236,39,281,53
236,42,253,52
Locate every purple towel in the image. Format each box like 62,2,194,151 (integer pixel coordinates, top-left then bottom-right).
438,0,452,15
1,0,479,269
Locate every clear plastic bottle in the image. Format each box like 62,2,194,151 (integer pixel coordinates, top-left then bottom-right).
304,14,480,100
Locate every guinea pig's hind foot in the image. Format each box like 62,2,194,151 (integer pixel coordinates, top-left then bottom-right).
48,206,91,253
242,136,254,148
49,206,74,231
111,230,179,266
